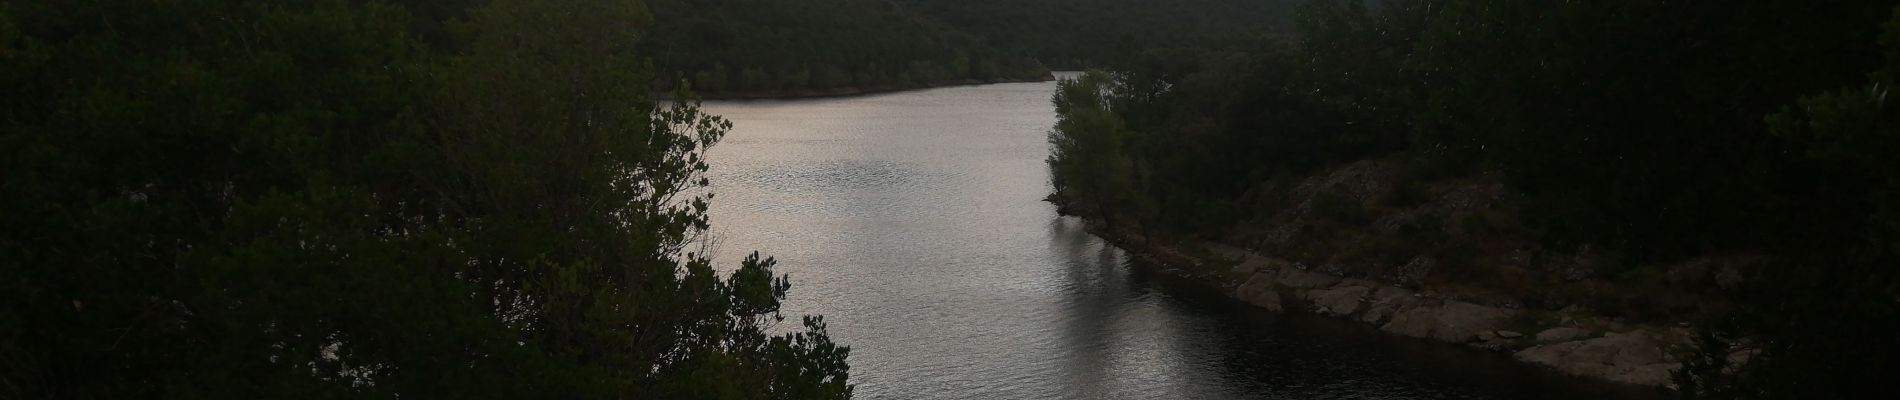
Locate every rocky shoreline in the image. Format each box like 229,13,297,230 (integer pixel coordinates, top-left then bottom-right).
1064,209,1701,389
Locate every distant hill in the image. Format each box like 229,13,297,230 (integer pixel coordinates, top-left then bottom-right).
643,0,1050,97
892,0,1299,68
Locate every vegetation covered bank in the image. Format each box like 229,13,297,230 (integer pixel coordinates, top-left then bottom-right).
643,0,1051,99
1048,1,1900,397
1,1,850,398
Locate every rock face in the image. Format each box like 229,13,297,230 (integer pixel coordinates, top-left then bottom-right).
1277,268,1342,289
1207,254,1692,390
1306,285,1370,316
1380,300,1517,343
1209,254,1692,389
1065,162,1710,391
1234,273,1283,311
1537,327,1591,343
1358,286,1417,324
1515,332,1680,387
1090,224,1694,390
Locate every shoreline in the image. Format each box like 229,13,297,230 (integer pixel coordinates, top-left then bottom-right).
666,74,1057,101
1049,195,1701,390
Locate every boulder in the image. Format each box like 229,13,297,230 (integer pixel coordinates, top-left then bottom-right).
1536,327,1590,343
1381,306,1440,339
1516,341,1588,367
1226,251,1277,276
1306,286,1371,316
1248,289,1284,311
1232,262,1259,275
1235,273,1273,296
1359,306,1396,325
1234,273,1283,311
1566,333,1635,364
1432,301,1517,343
1476,331,1499,342
1609,337,1665,366
1497,330,1524,339
1277,268,1342,289
1358,286,1418,324
1381,300,1515,343
1514,331,1679,387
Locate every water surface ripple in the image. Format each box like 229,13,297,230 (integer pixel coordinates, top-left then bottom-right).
702,79,1651,399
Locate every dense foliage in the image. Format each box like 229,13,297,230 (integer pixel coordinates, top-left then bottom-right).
895,0,1298,69
1049,0,1900,397
643,0,1049,95
1671,10,1900,397
642,0,1308,95
0,0,849,398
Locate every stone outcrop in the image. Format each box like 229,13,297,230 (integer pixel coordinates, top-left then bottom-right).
1199,246,1688,389
1380,300,1517,343
1234,273,1283,311
1058,186,1698,390
1279,268,1344,289
1536,327,1591,343
1515,331,1684,387
1358,286,1418,324
1229,260,1523,347
1307,285,1370,316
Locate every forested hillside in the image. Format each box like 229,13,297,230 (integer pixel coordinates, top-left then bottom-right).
644,0,1050,97
1048,0,1900,397
642,0,1302,96
1,0,849,398
894,0,1299,68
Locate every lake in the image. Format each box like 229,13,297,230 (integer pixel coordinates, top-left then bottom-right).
701,76,1652,399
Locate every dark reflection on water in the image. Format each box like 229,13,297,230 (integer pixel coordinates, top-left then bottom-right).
701,78,1658,399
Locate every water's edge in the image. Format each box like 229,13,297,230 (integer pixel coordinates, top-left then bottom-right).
1049,194,1687,392
669,74,1056,101
700,79,1670,398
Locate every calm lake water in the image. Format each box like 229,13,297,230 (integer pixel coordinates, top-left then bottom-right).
701,76,1653,399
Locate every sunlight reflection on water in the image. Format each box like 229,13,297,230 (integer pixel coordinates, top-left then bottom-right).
700,78,1655,400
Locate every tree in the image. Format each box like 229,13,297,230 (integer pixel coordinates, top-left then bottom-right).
1674,9,1900,398
640,0,1050,96
1047,71,1147,232
0,0,850,398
